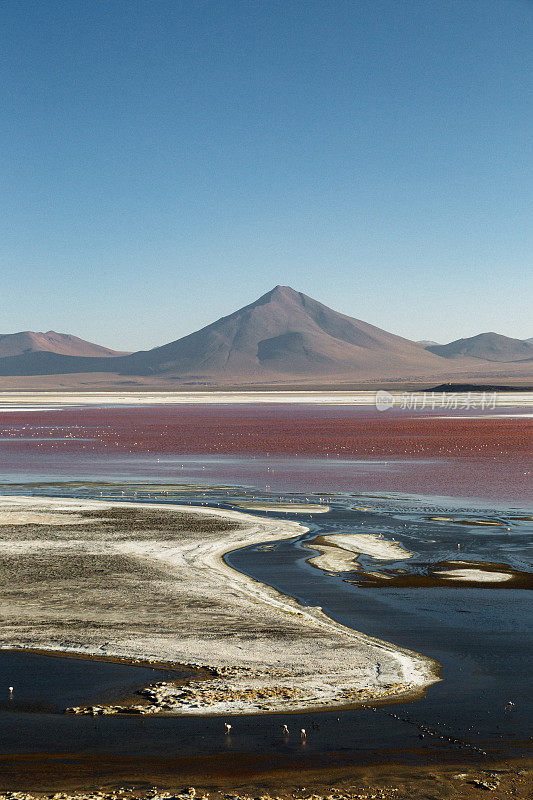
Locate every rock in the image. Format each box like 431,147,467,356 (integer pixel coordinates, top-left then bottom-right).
471,779,500,790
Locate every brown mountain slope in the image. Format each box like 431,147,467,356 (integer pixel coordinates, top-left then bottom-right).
0,331,129,359
0,288,531,384
426,332,533,362
120,285,448,377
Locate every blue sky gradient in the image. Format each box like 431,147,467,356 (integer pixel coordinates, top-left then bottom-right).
1,0,532,349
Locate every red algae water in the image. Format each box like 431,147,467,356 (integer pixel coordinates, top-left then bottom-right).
0,404,530,503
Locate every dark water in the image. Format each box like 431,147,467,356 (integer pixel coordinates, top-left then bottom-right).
0,651,185,713
228,502,533,758
0,475,531,783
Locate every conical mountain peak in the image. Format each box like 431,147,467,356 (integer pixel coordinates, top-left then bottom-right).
120,285,442,377
250,285,303,308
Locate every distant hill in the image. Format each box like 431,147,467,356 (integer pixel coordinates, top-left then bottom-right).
428,383,531,392
417,340,440,346
0,289,531,384
426,332,533,362
0,331,128,359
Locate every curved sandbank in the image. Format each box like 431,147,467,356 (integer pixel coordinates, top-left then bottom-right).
434,568,513,583
0,496,438,715
231,501,330,513
428,516,503,526
305,533,413,573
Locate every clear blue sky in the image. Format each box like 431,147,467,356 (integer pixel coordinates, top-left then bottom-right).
1,0,531,350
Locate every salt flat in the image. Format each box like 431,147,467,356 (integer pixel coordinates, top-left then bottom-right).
0,389,532,409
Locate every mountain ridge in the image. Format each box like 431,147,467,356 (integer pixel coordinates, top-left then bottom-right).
0,331,129,359
426,332,533,363
0,287,531,383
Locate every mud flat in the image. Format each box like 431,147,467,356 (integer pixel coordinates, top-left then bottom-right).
0,496,437,715
0,762,531,800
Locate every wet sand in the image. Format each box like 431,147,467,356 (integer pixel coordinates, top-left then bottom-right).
434,567,513,582
346,563,533,589
232,501,330,513
0,757,530,798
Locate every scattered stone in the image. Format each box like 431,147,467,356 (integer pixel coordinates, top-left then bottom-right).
471,779,500,791
64,674,413,716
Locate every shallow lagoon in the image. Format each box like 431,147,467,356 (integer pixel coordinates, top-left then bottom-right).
0,403,530,785
0,483,529,782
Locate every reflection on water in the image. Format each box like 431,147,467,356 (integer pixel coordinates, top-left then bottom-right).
0,402,531,772
0,449,530,512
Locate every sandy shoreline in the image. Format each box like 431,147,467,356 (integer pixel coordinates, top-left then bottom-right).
0,758,531,799
0,496,438,715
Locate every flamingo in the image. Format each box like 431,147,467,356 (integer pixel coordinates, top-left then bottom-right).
300,728,306,740
224,722,232,734
282,724,289,735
